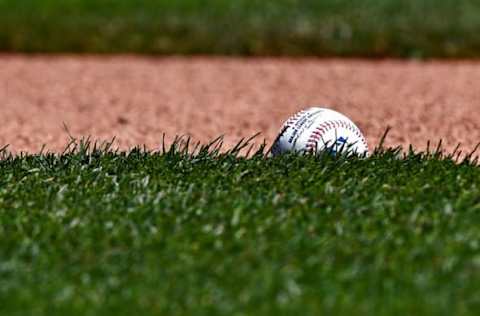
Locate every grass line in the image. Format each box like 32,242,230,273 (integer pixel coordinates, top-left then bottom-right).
0,137,480,314
1,0,480,57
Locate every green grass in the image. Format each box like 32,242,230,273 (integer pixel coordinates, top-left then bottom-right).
1,0,480,57
1,136,480,315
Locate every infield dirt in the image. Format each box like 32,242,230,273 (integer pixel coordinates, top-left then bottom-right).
1,55,479,154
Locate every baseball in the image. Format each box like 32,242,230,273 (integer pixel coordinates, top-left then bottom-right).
271,107,368,156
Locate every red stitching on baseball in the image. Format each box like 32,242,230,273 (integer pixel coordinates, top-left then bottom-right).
284,110,307,128
305,120,368,152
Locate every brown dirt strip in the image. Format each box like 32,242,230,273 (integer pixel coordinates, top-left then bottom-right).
1,55,479,155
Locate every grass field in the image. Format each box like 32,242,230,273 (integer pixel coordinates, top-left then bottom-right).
1,137,480,315
1,0,480,57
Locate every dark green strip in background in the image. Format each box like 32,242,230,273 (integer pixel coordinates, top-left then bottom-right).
0,0,480,57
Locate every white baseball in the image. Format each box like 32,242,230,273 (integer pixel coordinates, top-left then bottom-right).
271,107,368,156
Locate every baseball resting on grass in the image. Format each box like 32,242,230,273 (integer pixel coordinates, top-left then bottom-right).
272,107,368,156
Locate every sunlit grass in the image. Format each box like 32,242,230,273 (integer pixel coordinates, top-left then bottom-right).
0,135,479,315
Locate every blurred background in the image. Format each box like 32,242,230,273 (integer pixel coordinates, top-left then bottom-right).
1,0,479,58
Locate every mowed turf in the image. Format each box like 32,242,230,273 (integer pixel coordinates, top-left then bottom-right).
1,0,480,57
0,138,480,315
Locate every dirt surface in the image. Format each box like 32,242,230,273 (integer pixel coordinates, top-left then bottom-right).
1,55,479,154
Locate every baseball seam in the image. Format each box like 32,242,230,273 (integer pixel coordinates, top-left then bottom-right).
271,110,307,154
305,120,368,152
283,110,307,128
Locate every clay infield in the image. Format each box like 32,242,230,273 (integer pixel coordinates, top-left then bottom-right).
1,55,479,154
